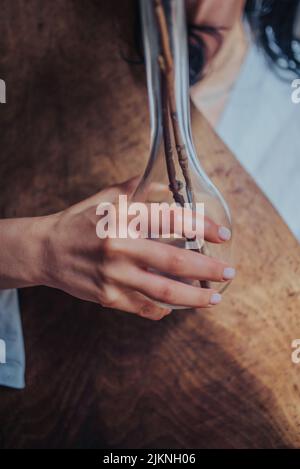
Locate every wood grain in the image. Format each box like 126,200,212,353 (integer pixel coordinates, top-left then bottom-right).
0,0,300,449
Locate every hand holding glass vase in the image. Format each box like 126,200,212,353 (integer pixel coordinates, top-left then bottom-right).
131,0,234,309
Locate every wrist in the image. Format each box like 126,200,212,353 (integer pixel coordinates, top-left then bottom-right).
30,213,61,288
0,215,58,289
17,215,57,287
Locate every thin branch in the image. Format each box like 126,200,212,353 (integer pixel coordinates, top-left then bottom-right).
161,70,185,206
154,0,193,196
154,0,210,289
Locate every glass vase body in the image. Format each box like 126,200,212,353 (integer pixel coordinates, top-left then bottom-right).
132,0,233,308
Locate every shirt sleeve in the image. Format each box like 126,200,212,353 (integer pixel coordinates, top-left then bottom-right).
0,289,25,389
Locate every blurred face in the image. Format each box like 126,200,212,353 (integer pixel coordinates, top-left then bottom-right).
186,0,246,61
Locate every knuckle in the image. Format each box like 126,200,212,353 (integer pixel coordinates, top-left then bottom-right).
101,297,117,308
98,286,120,308
158,283,175,304
168,252,185,273
101,237,122,256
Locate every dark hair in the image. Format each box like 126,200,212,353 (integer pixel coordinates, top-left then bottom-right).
187,0,300,84
245,0,300,79
131,0,300,85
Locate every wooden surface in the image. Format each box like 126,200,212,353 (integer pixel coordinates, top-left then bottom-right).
1,0,300,449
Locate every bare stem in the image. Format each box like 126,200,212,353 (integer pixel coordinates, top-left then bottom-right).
154,0,193,196
154,0,210,289
161,71,185,206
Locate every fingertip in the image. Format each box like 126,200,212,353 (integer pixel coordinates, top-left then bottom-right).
218,226,231,242
156,307,173,320
209,292,222,305
223,267,236,280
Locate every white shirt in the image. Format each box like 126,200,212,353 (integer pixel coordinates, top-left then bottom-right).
218,44,300,240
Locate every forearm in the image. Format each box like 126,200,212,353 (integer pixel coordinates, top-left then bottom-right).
0,217,49,289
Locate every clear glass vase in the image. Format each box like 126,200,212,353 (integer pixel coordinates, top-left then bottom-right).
132,0,233,308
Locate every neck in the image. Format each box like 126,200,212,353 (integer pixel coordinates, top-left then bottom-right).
190,20,248,127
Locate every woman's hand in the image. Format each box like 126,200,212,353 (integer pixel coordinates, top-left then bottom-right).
0,177,235,320
40,177,235,320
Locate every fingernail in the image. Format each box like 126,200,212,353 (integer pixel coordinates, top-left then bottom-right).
210,293,222,305
218,226,231,241
223,267,236,280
